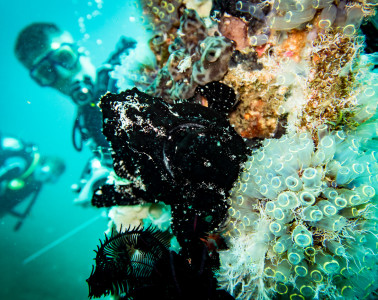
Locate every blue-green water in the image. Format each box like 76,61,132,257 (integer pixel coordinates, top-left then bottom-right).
0,1,143,299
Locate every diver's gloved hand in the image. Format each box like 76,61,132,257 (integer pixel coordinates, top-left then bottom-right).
72,157,111,207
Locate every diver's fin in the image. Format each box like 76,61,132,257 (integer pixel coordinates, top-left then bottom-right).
23,214,102,265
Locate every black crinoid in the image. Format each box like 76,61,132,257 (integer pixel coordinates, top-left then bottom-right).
87,225,171,299
87,225,234,300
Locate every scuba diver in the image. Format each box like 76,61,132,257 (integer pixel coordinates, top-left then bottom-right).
14,22,137,152
0,133,65,231
14,23,137,205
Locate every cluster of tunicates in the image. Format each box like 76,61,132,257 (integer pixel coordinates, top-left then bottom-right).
216,120,378,299
138,0,186,69
235,0,270,46
236,0,266,21
352,52,378,124
266,0,364,36
147,9,234,101
269,0,317,30
212,0,271,48
140,0,183,32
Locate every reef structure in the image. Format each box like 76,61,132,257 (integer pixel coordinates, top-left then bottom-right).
213,0,377,139
90,0,378,299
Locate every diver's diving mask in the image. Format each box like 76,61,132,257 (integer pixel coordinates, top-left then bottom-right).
29,43,81,87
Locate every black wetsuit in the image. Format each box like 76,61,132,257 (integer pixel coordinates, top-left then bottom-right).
0,133,41,219
72,37,137,153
